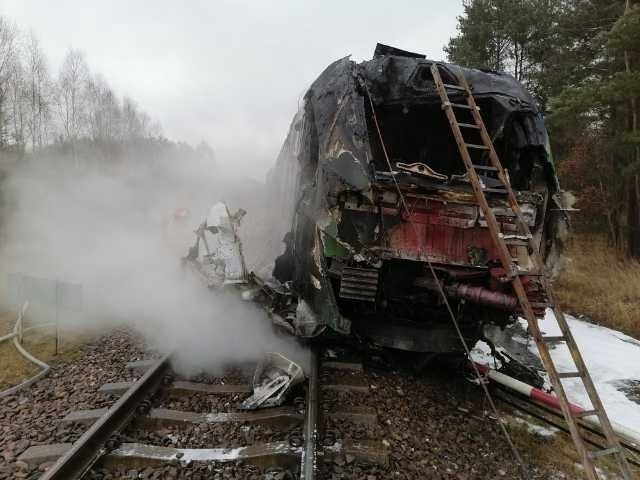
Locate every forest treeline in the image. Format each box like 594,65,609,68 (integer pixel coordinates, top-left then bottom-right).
447,0,640,256
0,16,214,168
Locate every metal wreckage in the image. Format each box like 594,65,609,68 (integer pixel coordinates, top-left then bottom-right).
186,43,570,359
180,48,639,479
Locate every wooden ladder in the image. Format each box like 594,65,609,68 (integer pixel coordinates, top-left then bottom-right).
430,62,633,480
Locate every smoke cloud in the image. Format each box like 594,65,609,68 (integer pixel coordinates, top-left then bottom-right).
0,152,307,375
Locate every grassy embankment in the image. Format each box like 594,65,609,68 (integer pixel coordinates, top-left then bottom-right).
506,413,640,478
554,234,640,339
0,311,94,390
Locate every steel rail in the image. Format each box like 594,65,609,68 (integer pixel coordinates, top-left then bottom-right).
40,353,171,480
494,387,640,467
301,347,319,480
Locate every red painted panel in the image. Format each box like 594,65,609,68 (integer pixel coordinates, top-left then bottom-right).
386,199,509,266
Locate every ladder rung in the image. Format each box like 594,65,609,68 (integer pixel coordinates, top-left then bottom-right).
458,122,481,130
520,272,546,277
466,143,490,150
588,446,620,459
532,302,553,308
443,83,466,91
472,164,498,171
557,371,582,379
505,239,528,246
542,335,566,342
574,409,599,418
444,102,477,110
483,187,508,194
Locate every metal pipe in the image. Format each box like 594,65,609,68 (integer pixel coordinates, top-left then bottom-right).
415,277,519,311
448,282,519,311
301,347,318,480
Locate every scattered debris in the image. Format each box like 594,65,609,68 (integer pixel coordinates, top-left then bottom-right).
185,202,248,287
241,353,304,410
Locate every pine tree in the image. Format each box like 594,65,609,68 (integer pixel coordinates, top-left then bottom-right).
547,1,639,254
447,1,640,256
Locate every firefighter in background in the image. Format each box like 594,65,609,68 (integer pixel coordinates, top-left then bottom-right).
186,202,248,287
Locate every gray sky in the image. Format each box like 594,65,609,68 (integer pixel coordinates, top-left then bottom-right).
1,1,463,179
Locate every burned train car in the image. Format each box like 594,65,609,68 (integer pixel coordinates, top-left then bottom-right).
269,44,568,353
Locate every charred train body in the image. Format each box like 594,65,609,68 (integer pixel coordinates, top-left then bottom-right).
270,44,568,353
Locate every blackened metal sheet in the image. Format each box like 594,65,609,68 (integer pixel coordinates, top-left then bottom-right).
373,43,426,59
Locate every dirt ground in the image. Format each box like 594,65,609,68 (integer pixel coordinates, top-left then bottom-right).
0,310,101,390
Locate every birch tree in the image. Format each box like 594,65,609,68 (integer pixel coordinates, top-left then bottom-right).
0,17,18,146
56,48,89,143
23,32,51,151
86,73,122,141
6,53,26,151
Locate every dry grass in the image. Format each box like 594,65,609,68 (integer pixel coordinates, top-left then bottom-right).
507,416,581,477
554,234,640,339
0,310,96,390
506,414,639,478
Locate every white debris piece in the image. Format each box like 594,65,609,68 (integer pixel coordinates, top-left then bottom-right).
187,202,247,286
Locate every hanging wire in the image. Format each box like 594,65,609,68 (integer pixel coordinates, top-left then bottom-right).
362,80,529,477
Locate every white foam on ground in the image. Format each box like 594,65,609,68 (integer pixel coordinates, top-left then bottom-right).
526,311,640,437
513,416,559,437
472,311,640,438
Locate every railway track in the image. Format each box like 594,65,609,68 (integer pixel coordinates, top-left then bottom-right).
16,334,633,480
493,386,640,468
17,347,388,480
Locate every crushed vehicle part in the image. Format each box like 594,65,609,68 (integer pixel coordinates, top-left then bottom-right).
262,43,569,354
241,353,305,410
185,202,248,287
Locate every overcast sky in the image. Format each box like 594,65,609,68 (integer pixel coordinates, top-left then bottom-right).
1,1,464,180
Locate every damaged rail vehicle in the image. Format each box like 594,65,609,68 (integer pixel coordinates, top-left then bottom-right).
269,44,568,354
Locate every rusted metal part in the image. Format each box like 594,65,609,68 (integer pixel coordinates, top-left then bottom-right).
40,354,170,480
415,277,519,311
446,282,519,311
